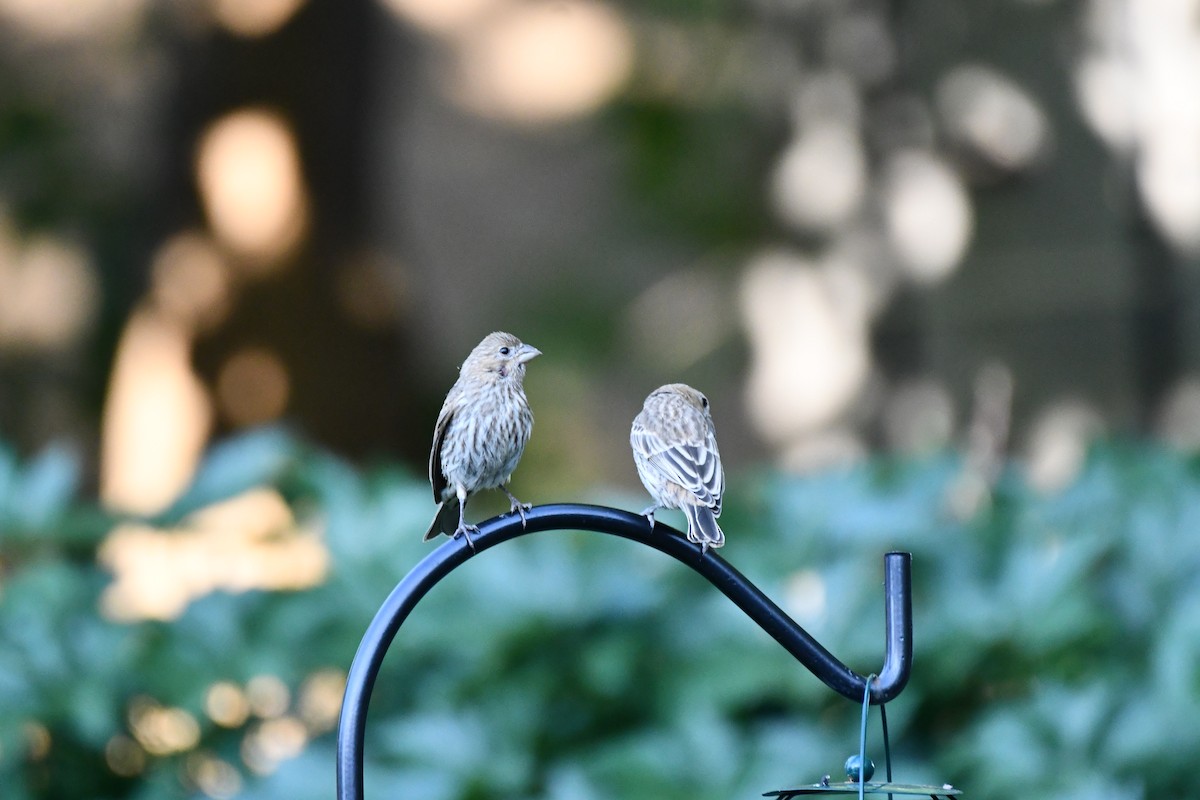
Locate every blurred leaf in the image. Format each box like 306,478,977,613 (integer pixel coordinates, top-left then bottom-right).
0,437,1199,798
13,443,81,529
155,426,302,523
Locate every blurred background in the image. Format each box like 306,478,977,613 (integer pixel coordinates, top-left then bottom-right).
2,0,1200,798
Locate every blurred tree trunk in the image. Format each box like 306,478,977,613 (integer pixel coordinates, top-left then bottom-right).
166,0,425,461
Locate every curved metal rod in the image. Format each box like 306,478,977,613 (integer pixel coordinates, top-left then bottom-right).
336,503,912,800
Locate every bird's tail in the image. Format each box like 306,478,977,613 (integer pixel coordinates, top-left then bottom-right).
424,499,460,541
683,503,724,551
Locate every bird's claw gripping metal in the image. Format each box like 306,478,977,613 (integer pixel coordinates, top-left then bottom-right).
509,502,532,527
501,486,532,528
640,505,658,529
452,523,479,552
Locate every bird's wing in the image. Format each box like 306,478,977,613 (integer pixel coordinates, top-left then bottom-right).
707,421,725,515
429,401,455,501
632,421,723,510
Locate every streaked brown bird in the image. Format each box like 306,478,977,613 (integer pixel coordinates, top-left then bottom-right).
630,383,726,553
426,331,541,549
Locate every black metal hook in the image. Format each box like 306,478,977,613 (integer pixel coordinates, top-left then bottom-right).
336,503,913,800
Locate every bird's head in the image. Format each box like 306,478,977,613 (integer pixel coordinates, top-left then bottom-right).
650,383,711,417
462,331,542,382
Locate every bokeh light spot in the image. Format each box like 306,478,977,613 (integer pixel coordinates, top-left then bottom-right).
784,570,827,626
298,669,346,733
246,674,290,719
100,310,212,515
377,0,504,36
0,235,99,353
206,682,251,728
937,64,1050,172
0,0,147,41
128,697,201,756
24,722,51,760
211,0,306,38
1076,0,1200,255
186,752,243,800
771,123,866,232
1137,133,1200,253
1024,401,1105,494
1157,377,1200,451
741,250,871,445
196,109,308,268
883,151,973,283
216,347,291,427
99,489,328,621
449,0,633,124
150,231,232,333
241,716,307,775
1074,56,1137,151
104,734,146,777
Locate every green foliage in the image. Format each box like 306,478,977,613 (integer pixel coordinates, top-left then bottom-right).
606,100,776,246
0,435,1197,799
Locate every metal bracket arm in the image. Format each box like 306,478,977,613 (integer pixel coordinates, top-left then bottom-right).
336,503,913,800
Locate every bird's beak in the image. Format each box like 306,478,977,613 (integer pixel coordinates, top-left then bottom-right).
516,344,542,364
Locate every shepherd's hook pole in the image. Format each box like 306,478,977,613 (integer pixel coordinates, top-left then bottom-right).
336,503,913,800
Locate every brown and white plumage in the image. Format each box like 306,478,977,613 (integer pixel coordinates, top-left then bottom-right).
630,383,726,553
426,332,541,548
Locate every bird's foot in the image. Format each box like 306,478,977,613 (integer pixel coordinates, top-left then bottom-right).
501,485,531,528
508,500,532,527
640,505,658,529
453,523,480,552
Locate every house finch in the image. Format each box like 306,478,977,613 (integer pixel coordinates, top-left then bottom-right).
630,383,726,553
426,331,541,549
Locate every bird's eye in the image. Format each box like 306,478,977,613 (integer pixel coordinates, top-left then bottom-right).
499,346,511,356
701,396,709,408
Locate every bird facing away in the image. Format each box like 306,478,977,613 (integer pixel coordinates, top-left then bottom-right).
426,332,541,549
630,383,726,553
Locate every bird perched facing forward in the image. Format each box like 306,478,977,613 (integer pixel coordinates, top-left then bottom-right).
630,383,726,553
426,332,541,549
